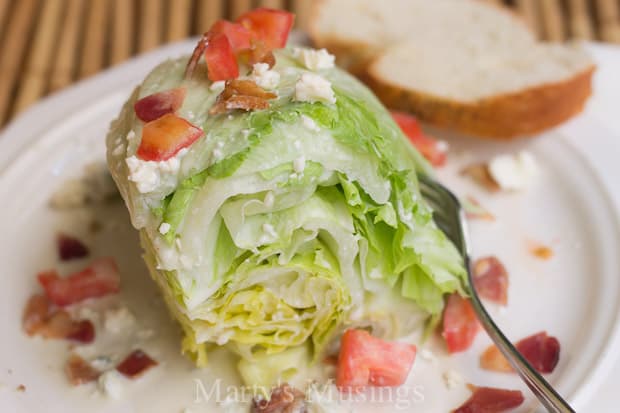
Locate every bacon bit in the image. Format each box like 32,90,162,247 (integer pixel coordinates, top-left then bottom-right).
516,332,560,373
323,355,338,366
57,233,89,261
185,32,210,79
22,294,96,343
251,383,307,413
37,257,120,307
134,87,187,122
210,79,276,115
116,350,158,378
237,39,276,68
480,345,513,373
530,244,554,260
22,294,51,335
472,256,509,305
480,332,560,374
16,384,26,392
461,164,500,192
452,386,524,413
65,354,100,386
462,196,495,221
66,320,95,344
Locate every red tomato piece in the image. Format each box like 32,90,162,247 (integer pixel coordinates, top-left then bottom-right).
336,329,416,392
136,114,204,161
472,256,509,305
515,332,560,374
117,350,158,378
209,20,252,51
442,293,481,353
134,87,186,122
57,233,89,261
37,257,120,307
391,111,447,167
205,32,239,81
453,386,525,413
66,320,95,344
236,8,295,49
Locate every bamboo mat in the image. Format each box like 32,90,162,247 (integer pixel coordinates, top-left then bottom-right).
1,0,619,128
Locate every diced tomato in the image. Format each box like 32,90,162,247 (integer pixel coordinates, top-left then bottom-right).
134,87,186,122
116,350,158,378
391,111,447,167
204,32,239,81
57,233,89,261
37,257,120,307
515,332,560,373
453,386,524,413
136,114,204,161
236,8,295,49
442,293,480,353
66,320,95,344
209,20,252,51
480,331,560,374
472,256,509,305
336,329,416,392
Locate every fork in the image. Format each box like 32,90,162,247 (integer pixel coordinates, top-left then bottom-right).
418,175,575,413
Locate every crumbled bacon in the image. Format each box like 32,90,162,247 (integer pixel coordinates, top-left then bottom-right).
22,294,51,335
38,257,120,306
530,244,554,260
209,79,276,115
452,385,524,413
463,196,495,221
480,345,513,373
185,32,210,79
480,331,560,374
472,256,509,305
461,164,500,192
57,233,90,261
22,293,95,343
65,354,100,386
252,383,307,413
116,350,158,378
237,39,276,68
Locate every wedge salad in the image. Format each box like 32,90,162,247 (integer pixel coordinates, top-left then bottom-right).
104,7,472,390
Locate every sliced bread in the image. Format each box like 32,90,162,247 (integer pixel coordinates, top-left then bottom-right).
309,0,595,139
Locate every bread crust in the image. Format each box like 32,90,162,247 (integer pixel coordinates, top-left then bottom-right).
363,64,595,139
308,0,595,139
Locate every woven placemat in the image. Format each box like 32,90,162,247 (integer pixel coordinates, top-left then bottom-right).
0,0,618,127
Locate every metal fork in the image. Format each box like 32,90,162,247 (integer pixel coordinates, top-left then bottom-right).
419,175,575,413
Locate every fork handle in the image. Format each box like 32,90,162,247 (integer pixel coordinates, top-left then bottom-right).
466,260,576,413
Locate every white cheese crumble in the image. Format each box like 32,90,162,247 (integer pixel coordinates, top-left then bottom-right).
293,156,306,173
90,356,114,371
126,148,187,194
301,114,320,132
419,348,437,363
488,151,538,191
293,140,302,150
442,369,464,390
98,370,125,400
293,47,335,70
249,63,280,90
103,307,136,334
294,73,336,104
210,80,225,93
159,222,171,235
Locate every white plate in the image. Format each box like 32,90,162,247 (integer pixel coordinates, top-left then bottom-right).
0,40,619,413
